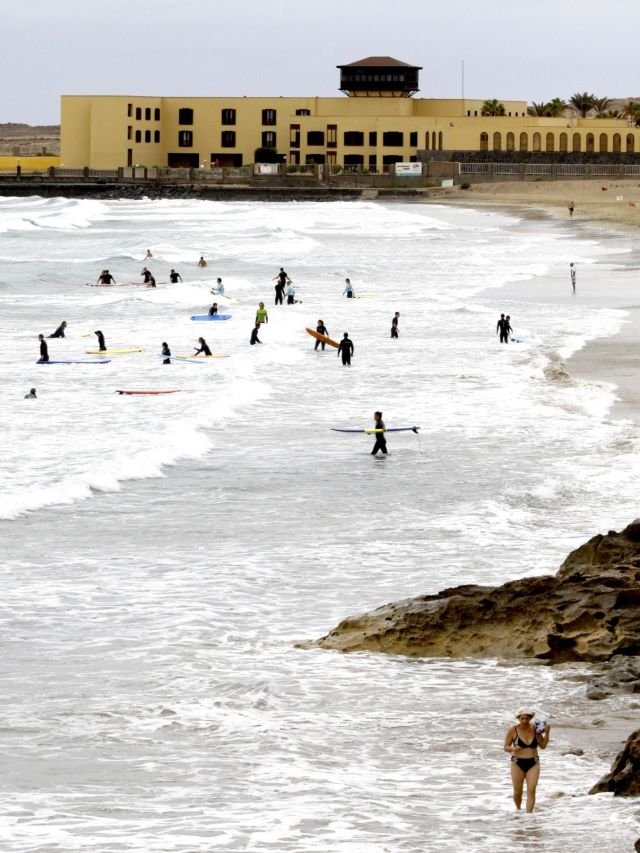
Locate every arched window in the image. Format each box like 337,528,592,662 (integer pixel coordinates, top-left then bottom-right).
572,133,581,152
424,132,430,150
493,132,502,151
145,108,151,121
144,129,151,143
546,133,554,152
135,107,141,120
480,132,488,152
431,131,436,149
586,133,595,153
154,130,160,143
627,134,635,154
154,108,160,121
613,134,621,154
559,133,568,152
178,108,194,125
599,133,608,153
506,132,515,152
519,132,528,152
135,129,141,143
438,131,443,150
532,132,541,152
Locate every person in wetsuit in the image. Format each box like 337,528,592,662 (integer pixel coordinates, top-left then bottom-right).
337,332,354,366
391,312,400,339
94,330,107,352
208,302,219,316
169,269,182,283
97,270,116,285
141,267,153,284
370,411,387,456
48,320,67,338
256,302,268,324
314,320,329,350
496,313,510,344
194,337,212,356
250,323,262,345
273,268,290,305
147,273,156,288
161,342,171,364
38,334,49,362
503,708,550,813
24,387,37,399
343,278,354,298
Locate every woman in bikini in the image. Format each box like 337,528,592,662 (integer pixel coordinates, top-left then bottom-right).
503,707,550,812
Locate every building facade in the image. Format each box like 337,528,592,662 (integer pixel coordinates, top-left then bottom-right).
60,57,640,170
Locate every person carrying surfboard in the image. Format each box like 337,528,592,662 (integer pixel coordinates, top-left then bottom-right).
314,320,329,350
337,332,354,367
371,411,388,456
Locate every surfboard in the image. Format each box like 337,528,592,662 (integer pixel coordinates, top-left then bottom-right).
37,359,111,364
331,426,420,433
169,354,227,361
305,327,340,348
190,314,232,321
86,348,144,355
86,282,129,287
116,390,181,395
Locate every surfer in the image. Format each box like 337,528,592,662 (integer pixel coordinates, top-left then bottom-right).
194,336,212,356
24,387,37,399
208,302,219,316
569,262,576,293
504,708,550,813
146,273,156,288
48,320,67,338
161,341,171,364
371,411,387,456
198,256,207,268
250,322,262,345
343,278,354,298
505,315,513,340
141,267,153,284
38,334,49,363
314,320,329,351
144,249,153,259
256,302,269,324
215,277,224,295
337,332,354,367
169,269,182,283
391,312,400,339
286,283,298,305
94,330,107,352
97,270,116,285
273,268,290,305
496,313,510,344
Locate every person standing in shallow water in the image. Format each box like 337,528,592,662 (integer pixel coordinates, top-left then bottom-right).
337,332,354,366
569,262,576,293
391,312,400,339
38,334,49,362
370,411,387,456
568,201,575,217
94,330,107,352
504,708,550,813
496,313,510,344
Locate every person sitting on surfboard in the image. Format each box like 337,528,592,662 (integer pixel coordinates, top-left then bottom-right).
215,277,224,295
343,278,354,298
169,269,182,283
371,411,388,456
256,302,269,324
314,320,329,351
208,302,218,316
194,337,212,356
161,342,171,364
337,332,354,367
250,322,262,346
38,334,49,363
24,387,37,399
94,330,107,352
97,270,116,285
48,320,67,338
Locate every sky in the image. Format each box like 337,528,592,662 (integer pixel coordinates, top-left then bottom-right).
3,0,639,124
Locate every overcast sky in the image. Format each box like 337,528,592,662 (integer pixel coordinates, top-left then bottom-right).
3,0,639,124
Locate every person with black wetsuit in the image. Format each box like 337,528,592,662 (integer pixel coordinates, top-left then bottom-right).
141,267,153,284
169,269,182,283
94,330,107,352
161,342,171,364
147,273,156,288
250,323,262,345
503,708,550,813
314,320,329,350
370,411,388,456
194,337,212,356
208,302,218,316
391,312,400,339
97,270,116,285
24,388,37,399
273,267,290,305
48,320,67,338
38,334,49,362
337,332,354,367
496,313,510,344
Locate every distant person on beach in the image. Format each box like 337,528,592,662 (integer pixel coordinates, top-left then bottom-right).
337,332,354,366
38,334,49,362
370,411,387,456
343,278,354,298
569,263,576,293
208,302,219,316
144,249,153,259
314,320,329,350
94,330,107,352
161,341,171,364
497,313,510,344
568,201,575,217
48,320,67,338
391,312,400,339
97,270,116,285
504,708,550,813
194,336,212,356
169,269,182,283
215,277,224,295
198,256,207,268
250,322,262,345
24,387,37,399
274,268,290,305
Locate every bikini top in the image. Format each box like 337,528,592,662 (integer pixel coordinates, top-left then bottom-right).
514,726,539,749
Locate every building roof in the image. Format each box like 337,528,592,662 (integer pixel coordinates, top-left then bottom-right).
337,56,422,70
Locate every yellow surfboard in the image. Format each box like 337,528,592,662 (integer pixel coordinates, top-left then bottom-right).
305,327,339,348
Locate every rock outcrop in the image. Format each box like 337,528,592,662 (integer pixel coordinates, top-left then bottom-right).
302,520,640,661
589,728,640,796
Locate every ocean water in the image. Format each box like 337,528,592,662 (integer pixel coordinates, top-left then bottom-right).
0,196,638,852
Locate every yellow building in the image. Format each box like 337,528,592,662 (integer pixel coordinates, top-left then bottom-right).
60,57,640,170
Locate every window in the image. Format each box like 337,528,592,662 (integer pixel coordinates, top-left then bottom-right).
127,103,132,117
368,155,377,169
135,130,141,143
178,130,193,147
221,108,236,125
154,130,160,143
573,133,581,153
383,131,403,146
145,108,151,121
559,133,568,152
480,132,488,152
613,133,621,154
145,129,151,143
599,133,608,153
627,134,635,154
290,124,300,147
135,107,142,120
344,131,364,146
506,132,515,152
155,108,160,121
519,132,528,152
289,150,300,165
546,132,554,152
586,133,594,153
344,154,364,166
532,132,541,152
493,132,502,151
327,125,337,148
424,132,430,150
307,130,324,146
296,108,311,116
127,126,132,140
221,131,236,148
262,131,276,148
178,108,194,125
409,131,418,147
369,131,377,146
262,109,276,126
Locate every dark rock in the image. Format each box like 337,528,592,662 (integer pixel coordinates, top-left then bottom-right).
589,729,640,796
563,748,585,756
586,684,612,701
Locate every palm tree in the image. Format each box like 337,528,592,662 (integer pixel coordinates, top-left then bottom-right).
528,101,548,116
546,98,568,117
569,92,596,118
593,97,614,116
622,100,640,125
481,99,506,116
